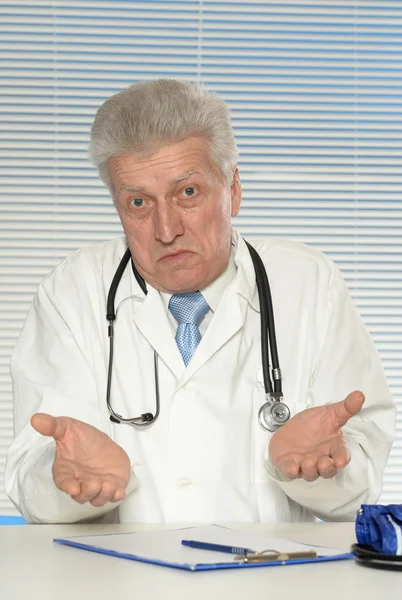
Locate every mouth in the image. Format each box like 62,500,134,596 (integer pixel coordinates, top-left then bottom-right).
159,249,194,263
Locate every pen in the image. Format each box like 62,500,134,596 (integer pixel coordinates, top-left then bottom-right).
181,540,256,556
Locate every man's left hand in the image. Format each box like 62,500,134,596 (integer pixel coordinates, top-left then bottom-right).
268,391,365,481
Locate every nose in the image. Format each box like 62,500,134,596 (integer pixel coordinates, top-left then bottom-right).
154,201,184,243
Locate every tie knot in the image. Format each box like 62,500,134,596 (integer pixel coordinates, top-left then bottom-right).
169,291,209,327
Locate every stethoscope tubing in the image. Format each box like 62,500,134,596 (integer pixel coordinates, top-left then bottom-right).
245,241,281,395
106,240,286,427
351,543,402,571
106,247,160,425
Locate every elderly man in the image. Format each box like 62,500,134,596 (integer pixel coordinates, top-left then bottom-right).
5,79,395,524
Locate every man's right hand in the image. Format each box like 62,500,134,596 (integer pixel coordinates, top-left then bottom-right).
31,413,131,507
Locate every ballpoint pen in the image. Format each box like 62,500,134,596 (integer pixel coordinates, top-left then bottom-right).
181,539,318,561
181,540,256,556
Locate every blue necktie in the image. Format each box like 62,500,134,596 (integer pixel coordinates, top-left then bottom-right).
169,291,209,366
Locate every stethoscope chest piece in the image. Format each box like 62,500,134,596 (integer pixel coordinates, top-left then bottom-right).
258,394,291,432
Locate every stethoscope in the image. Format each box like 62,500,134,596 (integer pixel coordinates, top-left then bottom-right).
351,544,402,571
106,240,291,432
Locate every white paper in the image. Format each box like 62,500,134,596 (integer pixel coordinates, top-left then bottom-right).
57,525,347,568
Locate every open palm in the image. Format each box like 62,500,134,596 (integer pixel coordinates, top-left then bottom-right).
31,413,131,507
268,391,365,482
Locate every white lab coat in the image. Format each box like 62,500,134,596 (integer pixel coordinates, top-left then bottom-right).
5,231,395,524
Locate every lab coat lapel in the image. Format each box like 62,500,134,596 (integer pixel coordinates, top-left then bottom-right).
178,283,244,387
133,287,184,379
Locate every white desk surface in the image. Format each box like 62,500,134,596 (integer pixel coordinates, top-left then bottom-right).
0,522,400,600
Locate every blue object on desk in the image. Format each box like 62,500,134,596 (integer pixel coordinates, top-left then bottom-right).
182,539,254,556
0,515,25,525
54,536,353,571
356,504,402,555
53,524,354,572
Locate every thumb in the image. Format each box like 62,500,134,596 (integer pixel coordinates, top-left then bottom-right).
31,413,69,441
333,391,365,427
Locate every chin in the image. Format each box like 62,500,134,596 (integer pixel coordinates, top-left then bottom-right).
164,282,201,294
156,267,207,294
161,276,206,294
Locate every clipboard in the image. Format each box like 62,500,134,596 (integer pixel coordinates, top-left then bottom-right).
54,525,353,572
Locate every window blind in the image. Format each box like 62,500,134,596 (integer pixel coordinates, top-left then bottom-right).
0,0,401,514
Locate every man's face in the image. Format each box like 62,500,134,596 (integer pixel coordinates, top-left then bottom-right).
108,137,241,293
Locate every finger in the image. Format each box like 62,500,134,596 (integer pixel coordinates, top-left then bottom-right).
317,456,337,479
91,481,128,507
111,488,127,503
71,479,102,505
277,459,300,479
31,413,58,437
300,457,319,482
54,472,81,497
90,480,118,507
333,391,365,427
31,413,69,441
331,445,351,469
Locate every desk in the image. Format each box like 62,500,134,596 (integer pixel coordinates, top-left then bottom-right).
0,522,400,599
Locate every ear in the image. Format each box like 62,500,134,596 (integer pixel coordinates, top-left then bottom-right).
230,167,242,217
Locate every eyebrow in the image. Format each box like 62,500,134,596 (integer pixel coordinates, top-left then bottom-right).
172,170,199,183
119,170,200,194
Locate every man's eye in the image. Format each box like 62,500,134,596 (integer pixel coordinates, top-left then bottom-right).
131,198,144,207
183,187,196,197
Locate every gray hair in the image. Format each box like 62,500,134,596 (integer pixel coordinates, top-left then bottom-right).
89,79,238,187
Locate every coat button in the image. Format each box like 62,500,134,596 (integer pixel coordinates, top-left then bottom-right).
178,478,192,489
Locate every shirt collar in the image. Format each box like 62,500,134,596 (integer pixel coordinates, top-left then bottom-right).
232,230,260,312
200,243,237,311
